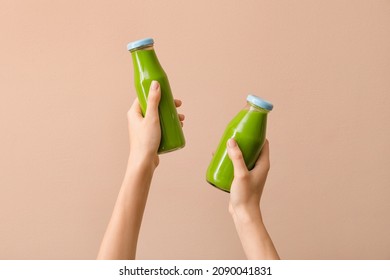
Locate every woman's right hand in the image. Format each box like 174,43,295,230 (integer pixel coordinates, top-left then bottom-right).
127,80,185,169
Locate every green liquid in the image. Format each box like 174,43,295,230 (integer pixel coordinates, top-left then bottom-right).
131,49,185,154
206,107,268,192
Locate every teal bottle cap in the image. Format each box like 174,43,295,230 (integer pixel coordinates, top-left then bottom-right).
127,38,154,51
247,94,273,111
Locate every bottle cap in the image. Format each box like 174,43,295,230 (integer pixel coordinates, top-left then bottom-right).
247,94,273,111
127,38,154,51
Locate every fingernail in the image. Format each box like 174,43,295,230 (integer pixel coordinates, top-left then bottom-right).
150,80,159,90
227,138,236,148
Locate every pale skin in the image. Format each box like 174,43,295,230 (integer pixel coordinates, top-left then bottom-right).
227,138,280,260
97,80,279,259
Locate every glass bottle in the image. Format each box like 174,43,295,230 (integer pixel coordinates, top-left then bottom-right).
127,38,185,154
206,95,273,192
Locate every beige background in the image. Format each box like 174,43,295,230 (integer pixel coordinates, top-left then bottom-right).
1,0,389,259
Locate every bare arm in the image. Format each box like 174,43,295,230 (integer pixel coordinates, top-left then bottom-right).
96,158,155,259
97,81,184,259
227,139,280,260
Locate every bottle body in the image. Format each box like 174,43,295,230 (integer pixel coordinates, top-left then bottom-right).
206,97,271,192
129,40,185,153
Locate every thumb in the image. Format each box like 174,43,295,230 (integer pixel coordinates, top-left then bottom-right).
226,138,248,178
145,80,161,120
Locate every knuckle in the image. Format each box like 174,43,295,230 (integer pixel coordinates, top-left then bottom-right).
147,115,159,125
148,92,160,103
231,150,244,161
235,171,250,181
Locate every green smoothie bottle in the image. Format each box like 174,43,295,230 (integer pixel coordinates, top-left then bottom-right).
127,38,185,154
206,95,273,192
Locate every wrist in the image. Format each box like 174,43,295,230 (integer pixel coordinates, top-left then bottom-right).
230,204,263,225
128,151,159,171
121,154,156,192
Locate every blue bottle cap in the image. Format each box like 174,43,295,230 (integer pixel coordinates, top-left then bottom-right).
247,94,273,111
127,38,154,51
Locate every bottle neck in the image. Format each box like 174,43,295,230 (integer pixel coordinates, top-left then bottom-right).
247,102,270,113
130,45,154,52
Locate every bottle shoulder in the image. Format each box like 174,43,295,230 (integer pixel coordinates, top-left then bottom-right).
225,109,267,133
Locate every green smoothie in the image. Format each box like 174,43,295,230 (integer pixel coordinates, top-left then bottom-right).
206,95,272,192
127,38,185,154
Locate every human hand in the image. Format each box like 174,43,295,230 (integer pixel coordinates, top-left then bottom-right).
127,80,184,168
227,139,270,220
98,81,184,260
226,139,279,260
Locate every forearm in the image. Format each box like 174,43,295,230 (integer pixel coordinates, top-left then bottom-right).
232,208,280,260
97,157,155,260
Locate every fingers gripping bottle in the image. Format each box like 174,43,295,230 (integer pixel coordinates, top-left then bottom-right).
127,38,185,154
206,95,273,192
